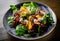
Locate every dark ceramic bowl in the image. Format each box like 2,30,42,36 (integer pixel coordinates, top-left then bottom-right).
3,2,57,40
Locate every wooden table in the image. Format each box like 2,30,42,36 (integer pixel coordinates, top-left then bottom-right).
0,0,60,41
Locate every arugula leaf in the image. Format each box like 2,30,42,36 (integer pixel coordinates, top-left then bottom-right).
16,24,28,35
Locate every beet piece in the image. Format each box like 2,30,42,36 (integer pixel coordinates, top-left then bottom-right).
13,15,20,27
28,24,38,33
40,23,47,28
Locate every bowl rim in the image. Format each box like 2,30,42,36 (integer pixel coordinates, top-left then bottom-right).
3,1,57,40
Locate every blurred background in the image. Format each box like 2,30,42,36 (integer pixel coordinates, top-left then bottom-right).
0,0,60,41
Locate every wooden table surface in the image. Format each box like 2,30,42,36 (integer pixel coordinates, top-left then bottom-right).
0,0,60,41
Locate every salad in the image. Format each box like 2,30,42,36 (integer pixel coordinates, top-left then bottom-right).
8,2,54,37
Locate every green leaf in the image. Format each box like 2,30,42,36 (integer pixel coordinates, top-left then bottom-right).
30,7,37,15
42,15,46,24
23,2,38,15
8,16,14,20
10,5,17,14
23,3,30,7
22,26,28,31
30,1,38,7
10,5,16,10
46,13,54,23
38,25,40,33
46,14,50,17
16,30,24,35
8,16,14,25
16,24,28,35
30,1,34,6
22,13,26,17
24,34,31,37
49,17,54,23
29,2,37,14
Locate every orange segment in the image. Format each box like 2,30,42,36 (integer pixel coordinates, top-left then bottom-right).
35,21,40,25
28,21,33,30
20,6,29,13
36,14,42,19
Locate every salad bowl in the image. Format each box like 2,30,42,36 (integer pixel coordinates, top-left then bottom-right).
3,2,57,40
